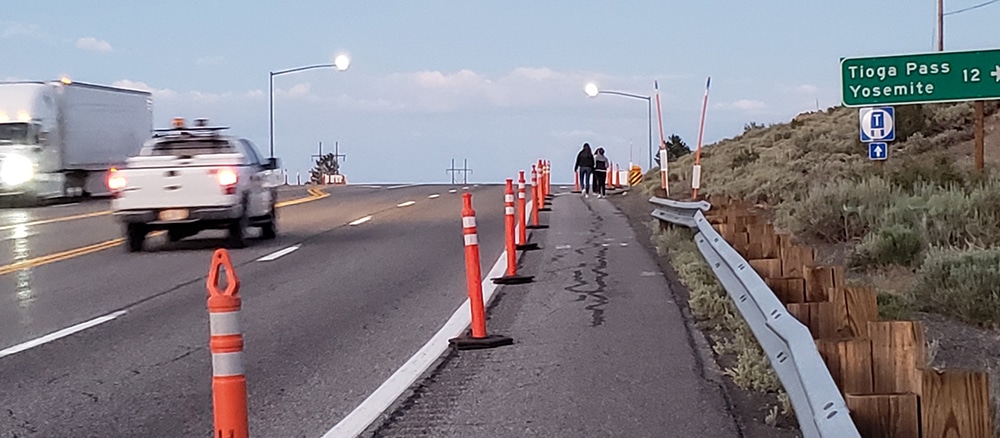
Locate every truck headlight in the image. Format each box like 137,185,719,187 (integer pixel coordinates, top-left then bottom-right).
1,155,35,186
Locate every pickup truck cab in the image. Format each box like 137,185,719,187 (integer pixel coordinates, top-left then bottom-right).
109,118,280,252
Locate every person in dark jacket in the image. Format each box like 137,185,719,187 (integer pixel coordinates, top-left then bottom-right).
593,147,608,198
574,143,595,197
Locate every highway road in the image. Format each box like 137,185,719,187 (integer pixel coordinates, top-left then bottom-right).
0,183,508,437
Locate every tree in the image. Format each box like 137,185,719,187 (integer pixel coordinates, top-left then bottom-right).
309,152,340,184
664,134,691,162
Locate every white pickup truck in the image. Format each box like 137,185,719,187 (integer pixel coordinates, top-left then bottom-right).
109,118,281,252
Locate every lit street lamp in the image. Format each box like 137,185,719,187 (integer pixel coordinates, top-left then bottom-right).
584,82,653,170
269,54,351,158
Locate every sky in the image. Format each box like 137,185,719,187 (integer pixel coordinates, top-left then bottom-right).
2,1,998,184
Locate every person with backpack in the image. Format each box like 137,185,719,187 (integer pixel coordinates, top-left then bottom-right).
574,142,595,197
593,147,608,198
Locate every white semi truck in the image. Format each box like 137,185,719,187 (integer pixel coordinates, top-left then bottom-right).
0,79,153,204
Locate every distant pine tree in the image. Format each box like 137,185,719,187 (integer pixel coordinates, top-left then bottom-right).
309,152,340,184
665,134,691,161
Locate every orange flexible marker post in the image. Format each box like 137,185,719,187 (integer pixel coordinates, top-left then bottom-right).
449,193,514,350
493,179,534,285
515,171,539,251
206,249,249,438
573,170,581,193
606,161,613,190
538,160,552,212
614,163,621,188
527,165,548,229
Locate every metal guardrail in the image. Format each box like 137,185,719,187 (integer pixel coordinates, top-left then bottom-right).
650,197,860,438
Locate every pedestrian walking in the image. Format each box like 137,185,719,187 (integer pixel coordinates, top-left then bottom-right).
574,143,595,197
593,147,608,198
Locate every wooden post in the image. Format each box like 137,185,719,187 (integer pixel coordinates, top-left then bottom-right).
749,259,782,280
817,339,874,395
846,394,919,438
803,266,844,302
975,100,985,172
922,369,992,438
835,287,879,338
780,245,815,278
869,321,927,394
765,278,806,304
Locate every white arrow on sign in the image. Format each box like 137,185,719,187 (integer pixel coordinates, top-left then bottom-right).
874,145,884,157
992,65,1000,83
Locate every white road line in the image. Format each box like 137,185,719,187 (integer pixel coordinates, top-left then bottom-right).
323,200,533,437
448,189,457,193
349,216,373,226
256,245,301,262
362,185,383,189
428,194,440,199
0,310,128,359
462,186,470,190
386,184,418,190
397,201,416,208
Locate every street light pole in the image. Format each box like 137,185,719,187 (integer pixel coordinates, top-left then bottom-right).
584,86,653,170
268,55,350,159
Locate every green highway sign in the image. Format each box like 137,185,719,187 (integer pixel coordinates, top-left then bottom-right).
841,48,1000,107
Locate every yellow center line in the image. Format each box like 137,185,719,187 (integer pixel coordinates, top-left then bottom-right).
0,188,329,275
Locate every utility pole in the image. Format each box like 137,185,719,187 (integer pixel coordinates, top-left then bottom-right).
445,159,472,185
331,141,347,170
939,0,986,171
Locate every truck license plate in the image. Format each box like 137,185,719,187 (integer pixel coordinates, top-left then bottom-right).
158,209,189,221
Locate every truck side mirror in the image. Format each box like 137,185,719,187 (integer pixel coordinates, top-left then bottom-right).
264,157,280,170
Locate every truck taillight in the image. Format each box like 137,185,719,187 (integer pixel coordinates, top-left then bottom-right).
216,168,238,194
107,169,127,191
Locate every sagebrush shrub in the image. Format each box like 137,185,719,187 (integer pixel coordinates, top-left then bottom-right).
911,247,1000,328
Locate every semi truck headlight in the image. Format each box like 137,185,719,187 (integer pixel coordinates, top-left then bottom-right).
1,155,35,186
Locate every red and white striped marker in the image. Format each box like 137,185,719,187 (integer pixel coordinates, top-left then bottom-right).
206,249,249,438
493,179,534,284
449,193,514,350
516,171,540,250
527,165,548,229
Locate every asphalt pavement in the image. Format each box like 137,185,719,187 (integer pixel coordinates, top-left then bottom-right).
367,190,740,438
0,183,509,437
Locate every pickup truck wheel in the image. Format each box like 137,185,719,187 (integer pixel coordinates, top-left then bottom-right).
260,205,277,240
126,224,146,252
226,206,249,249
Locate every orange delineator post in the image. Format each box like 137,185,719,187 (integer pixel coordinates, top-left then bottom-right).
449,193,514,350
573,171,581,193
515,171,539,250
606,161,613,189
492,179,534,284
537,160,551,212
206,249,249,438
613,163,621,188
527,164,548,229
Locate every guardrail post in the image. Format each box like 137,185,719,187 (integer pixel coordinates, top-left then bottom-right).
206,249,249,438
449,193,514,350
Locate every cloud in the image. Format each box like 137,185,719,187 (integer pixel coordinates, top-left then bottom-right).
75,37,113,53
245,89,264,99
780,83,820,95
2,22,47,40
715,99,767,111
111,80,177,99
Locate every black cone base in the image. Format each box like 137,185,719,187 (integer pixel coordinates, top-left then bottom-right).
539,207,552,212
516,243,540,251
449,334,514,350
526,224,549,229
491,274,534,285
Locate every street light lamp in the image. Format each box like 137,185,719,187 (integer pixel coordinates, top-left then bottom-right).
268,54,351,158
584,82,653,170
